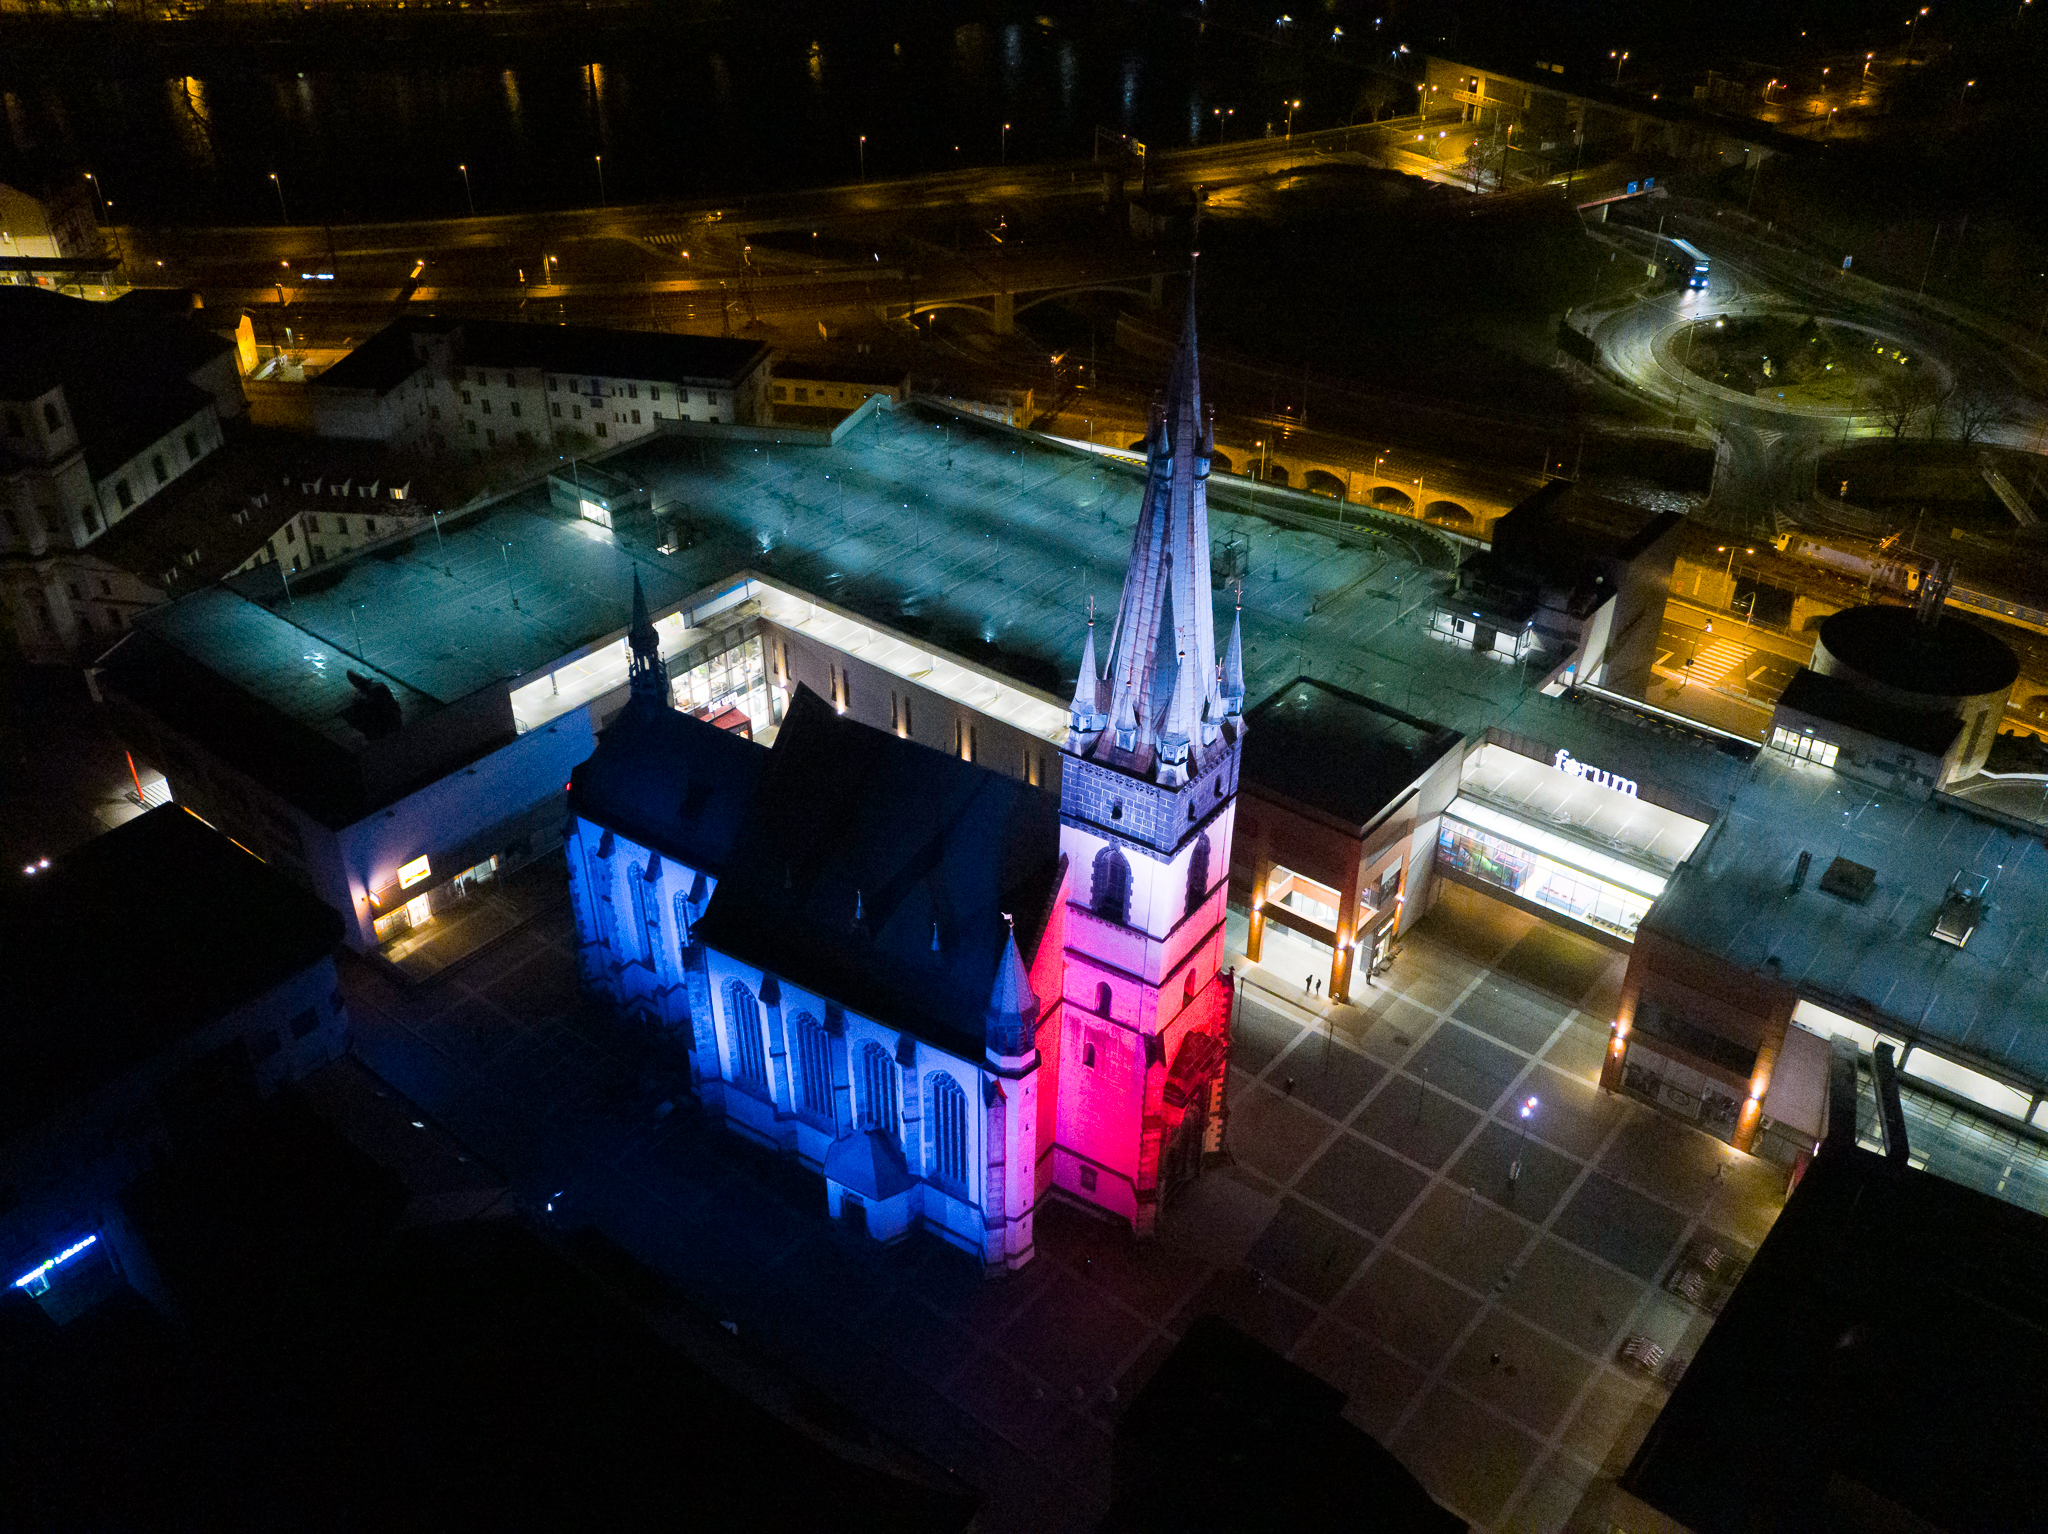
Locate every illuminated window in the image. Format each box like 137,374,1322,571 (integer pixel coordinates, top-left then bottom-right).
726,981,766,1090
793,1012,831,1118
1771,726,1839,768
859,1042,899,1134
929,1073,968,1189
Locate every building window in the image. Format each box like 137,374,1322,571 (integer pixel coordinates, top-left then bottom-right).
726,981,767,1089
1185,831,1211,921
152,454,167,486
462,390,472,405
553,403,563,418
596,422,607,438
114,480,133,511
510,401,521,418
505,372,516,389
929,1073,968,1189
628,383,638,399
481,399,492,415
793,1012,831,1119
486,429,497,447
1770,726,1839,768
1090,846,1132,924
1096,982,1112,1016
673,888,694,951
650,386,661,401
858,1042,899,1135
43,401,61,432
628,862,658,966
631,409,641,425
549,376,559,392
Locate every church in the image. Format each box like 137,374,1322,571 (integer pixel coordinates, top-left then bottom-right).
563,288,1245,1269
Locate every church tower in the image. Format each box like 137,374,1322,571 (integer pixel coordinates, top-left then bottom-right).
625,570,671,710
1053,275,1241,1237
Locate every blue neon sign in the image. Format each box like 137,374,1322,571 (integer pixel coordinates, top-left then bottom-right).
12,1233,98,1294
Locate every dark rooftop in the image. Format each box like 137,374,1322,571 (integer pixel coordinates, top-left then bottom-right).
1620,1144,2048,1534
569,696,769,878
773,358,912,388
1106,1315,1464,1533
0,806,341,1143
1241,677,1464,832
1775,667,1964,758
312,317,770,397
1818,603,2020,698
695,685,1063,1059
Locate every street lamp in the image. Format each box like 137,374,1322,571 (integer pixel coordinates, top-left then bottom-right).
269,171,290,223
83,171,109,220
1285,98,1301,139
1612,49,1629,86
1510,1095,1539,1185
459,163,474,216
1002,122,1010,163
859,134,867,181
594,154,606,207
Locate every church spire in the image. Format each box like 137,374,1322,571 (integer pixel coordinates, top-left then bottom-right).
1069,609,1106,737
1221,588,1245,720
985,916,1041,1059
626,570,670,709
1098,267,1218,775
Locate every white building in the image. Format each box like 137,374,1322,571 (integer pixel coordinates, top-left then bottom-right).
0,287,242,653
307,318,772,459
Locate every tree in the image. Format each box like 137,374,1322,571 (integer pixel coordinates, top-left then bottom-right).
1874,371,1940,443
1941,390,2009,444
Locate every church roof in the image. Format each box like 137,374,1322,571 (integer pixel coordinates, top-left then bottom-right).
568,697,768,876
822,1128,917,1202
694,685,1063,1061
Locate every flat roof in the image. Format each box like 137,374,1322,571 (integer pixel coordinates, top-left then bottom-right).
0,806,341,1142
1240,676,1463,831
1620,1144,2048,1534
1458,740,1712,875
1775,667,1963,758
311,317,770,395
1644,749,2048,1085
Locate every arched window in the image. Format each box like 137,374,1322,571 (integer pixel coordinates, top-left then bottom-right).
1096,981,1113,1017
858,1042,899,1135
1091,845,1132,924
1184,832,1211,922
929,1073,969,1190
1184,969,1199,1009
725,981,766,1090
793,1012,831,1119
628,863,657,966
587,851,620,958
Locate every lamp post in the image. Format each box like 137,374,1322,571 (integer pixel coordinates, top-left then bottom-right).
1612,49,1629,86
1285,98,1301,139
594,154,606,207
1510,1095,1539,1186
859,135,867,182
269,171,290,223
83,171,109,220
459,163,474,216
1001,122,1010,163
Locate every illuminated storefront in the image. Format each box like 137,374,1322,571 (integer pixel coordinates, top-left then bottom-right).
1432,737,1713,947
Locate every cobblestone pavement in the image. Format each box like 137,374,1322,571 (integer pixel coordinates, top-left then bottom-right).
338,879,1787,1532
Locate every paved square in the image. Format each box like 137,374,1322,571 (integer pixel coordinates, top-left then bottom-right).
1449,1308,1600,1436
1409,1021,1531,1112
1394,1182,1537,1294
1282,1035,1387,1122
1351,995,1444,1065
1297,1132,1432,1236
1491,923,1621,1008
1551,1172,1690,1282
1501,1236,1645,1358
1226,1075,1333,1183
1247,1197,1374,1304
1392,1383,1545,1528
1356,1077,1483,1169
1232,997,1306,1075
1454,975,1570,1055
1452,1120,1583,1223
1336,1249,1484,1373
1503,1062,1627,1162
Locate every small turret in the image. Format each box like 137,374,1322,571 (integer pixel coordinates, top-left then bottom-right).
1221,591,1246,721
1069,615,1107,737
984,917,1041,1060
625,570,671,710
1156,649,1193,785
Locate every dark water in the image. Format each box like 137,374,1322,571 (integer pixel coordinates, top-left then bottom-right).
0,4,1386,225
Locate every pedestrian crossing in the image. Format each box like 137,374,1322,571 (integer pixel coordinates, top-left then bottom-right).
1685,638,1746,688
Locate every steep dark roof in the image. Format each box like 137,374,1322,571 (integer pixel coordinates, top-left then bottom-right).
0,287,230,473
694,686,1062,1059
1242,677,1463,832
1620,1145,2048,1534
1775,668,1963,758
0,807,342,1143
568,696,769,877
310,318,770,396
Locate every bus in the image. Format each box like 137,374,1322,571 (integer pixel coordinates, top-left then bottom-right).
1662,237,1710,290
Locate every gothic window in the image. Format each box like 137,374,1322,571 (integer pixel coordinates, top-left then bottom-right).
1185,832,1211,922
793,1012,831,1119
587,851,619,956
628,863,657,966
1096,982,1112,1016
1091,846,1132,924
858,1042,899,1135
1184,969,1199,1009
929,1073,968,1189
726,981,766,1089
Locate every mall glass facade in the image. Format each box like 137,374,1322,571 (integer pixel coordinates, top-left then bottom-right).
1437,816,1654,940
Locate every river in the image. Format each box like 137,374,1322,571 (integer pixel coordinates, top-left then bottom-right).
0,3,1385,225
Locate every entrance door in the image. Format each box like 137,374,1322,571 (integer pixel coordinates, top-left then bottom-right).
1472,624,1497,654
840,1197,868,1238
1159,1092,1209,1212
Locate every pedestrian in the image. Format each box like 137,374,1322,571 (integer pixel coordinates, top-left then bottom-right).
1305,975,1313,994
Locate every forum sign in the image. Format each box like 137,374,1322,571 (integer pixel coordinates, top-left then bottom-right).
1554,749,1638,798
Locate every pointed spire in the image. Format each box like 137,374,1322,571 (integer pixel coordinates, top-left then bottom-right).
985,915,1041,1059
1069,612,1106,736
1097,263,1220,780
1221,589,1245,719
1157,649,1193,775
626,570,670,709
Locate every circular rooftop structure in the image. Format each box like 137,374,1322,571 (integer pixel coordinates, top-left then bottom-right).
1815,604,2019,700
